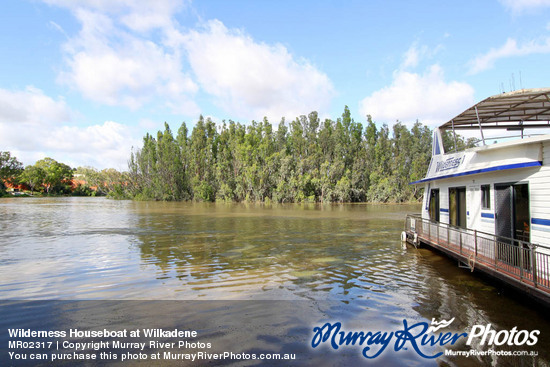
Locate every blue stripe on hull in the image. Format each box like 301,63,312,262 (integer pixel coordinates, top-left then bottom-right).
410,161,542,184
532,218,550,226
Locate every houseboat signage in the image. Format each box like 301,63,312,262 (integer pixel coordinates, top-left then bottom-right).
435,155,465,173
416,141,543,185
423,151,472,182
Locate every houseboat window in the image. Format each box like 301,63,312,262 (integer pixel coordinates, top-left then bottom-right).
481,185,491,209
449,187,466,228
429,189,440,222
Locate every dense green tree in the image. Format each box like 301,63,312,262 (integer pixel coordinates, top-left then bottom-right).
0,151,23,193
410,122,433,199
442,130,477,152
19,165,46,194
34,158,73,194
188,116,218,201
75,166,128,196
75,166,104,195
124,108,441,203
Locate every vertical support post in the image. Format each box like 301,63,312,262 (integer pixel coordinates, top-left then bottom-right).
520,120,524,139
531,244,538,288
475,106,486,146
474,230,478,257
494,239,498,268
451,120,458,152
459,229,462,254
447,224,450,248
519,241,524,281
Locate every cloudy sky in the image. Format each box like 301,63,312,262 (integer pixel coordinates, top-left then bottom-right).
2,0,550,169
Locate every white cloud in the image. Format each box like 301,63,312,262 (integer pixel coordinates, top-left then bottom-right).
9,2,337,168
45,121,140,170
401,42,443,69
0,86,72,126
468,37,550,74
182,20,335,121
45,1,334,121
119,1,184,32
359,65,474,126
402,46,421,69
56,5,199,115
499,0,550,13
43,0,185,32
0,86,137,169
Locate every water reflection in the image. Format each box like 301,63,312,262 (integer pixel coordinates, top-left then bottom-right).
133,202,418,301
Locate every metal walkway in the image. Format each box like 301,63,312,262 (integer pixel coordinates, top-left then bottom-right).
405,214,550,305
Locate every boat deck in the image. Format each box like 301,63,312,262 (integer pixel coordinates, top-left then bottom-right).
405,214,550,305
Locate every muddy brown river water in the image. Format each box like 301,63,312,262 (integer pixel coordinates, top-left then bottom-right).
1,197,548,366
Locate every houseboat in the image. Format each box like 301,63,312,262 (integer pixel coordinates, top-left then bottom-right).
404,88,550,305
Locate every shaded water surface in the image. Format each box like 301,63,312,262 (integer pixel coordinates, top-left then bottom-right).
1,197,549,366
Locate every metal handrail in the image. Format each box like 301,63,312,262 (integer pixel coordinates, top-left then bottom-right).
405,214,547,250
405,214,550,292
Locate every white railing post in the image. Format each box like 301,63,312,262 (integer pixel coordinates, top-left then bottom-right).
474,230,477,258
531,244,538,288
494,239,498,267
519,241,524,281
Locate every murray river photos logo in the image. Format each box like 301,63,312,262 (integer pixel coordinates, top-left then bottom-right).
311,317,540,359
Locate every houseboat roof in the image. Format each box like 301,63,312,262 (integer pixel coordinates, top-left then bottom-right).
440,88,550,131
411,88,550,185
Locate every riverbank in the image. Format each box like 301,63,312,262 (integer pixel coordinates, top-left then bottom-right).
2,189,423,204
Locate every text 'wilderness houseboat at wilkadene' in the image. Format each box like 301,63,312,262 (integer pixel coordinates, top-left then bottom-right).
404,88,550,305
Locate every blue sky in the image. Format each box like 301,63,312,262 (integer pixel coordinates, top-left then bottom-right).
1,0,550,169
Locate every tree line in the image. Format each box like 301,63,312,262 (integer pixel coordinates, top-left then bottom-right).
126,107,436,203
1,107,474,202
0,154,75,196
0,153,126,197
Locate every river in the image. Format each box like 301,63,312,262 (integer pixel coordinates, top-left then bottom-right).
1,197,549,366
